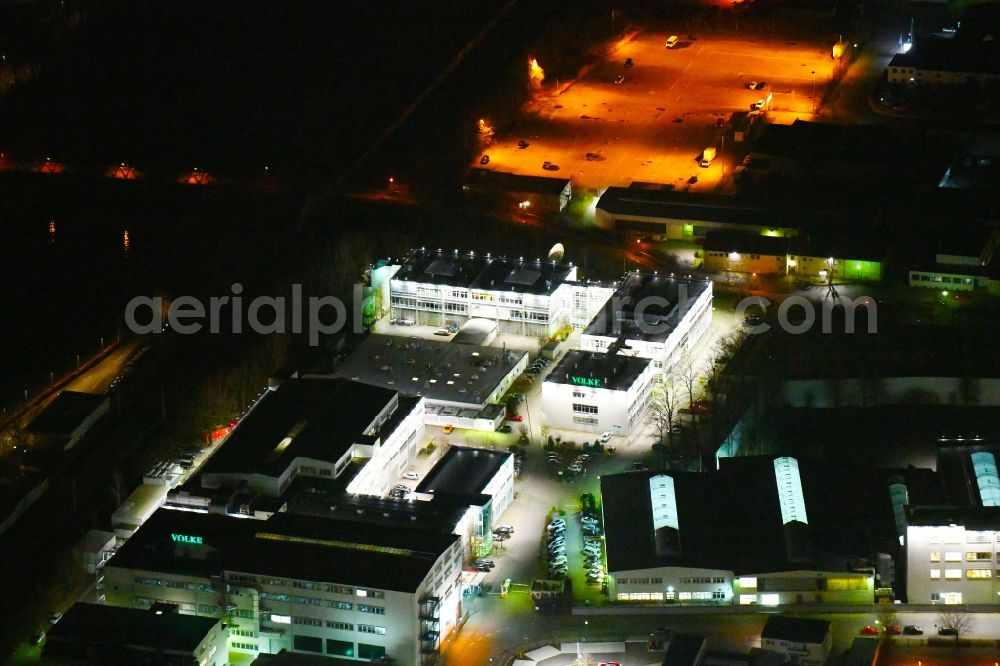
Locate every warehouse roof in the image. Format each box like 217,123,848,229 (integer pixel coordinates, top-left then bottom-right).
334,334,525,407
45,602,220,654
761,615,831,644
415,445,511,497
201,378,412,478
583,273,711,343
106,508,458,593
545,350,652,392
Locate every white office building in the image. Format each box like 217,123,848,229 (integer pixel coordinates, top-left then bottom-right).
905,506,1000,605
385,248,615,338
541,350,655,434
581,273,713,372
103,509,463,665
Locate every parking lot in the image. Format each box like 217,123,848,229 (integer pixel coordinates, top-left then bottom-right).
481,32,836,191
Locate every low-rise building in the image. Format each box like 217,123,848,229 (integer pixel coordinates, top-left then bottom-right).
887,35,1000,86
332,334,527,431
580,273,713,372
464,169,572,213
759,615,832,666
541,350,655,434
103,509,463,665
43,601,229,666
703,233,789,276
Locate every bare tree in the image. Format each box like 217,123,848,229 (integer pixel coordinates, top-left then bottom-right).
647,374,680,446
937,608,973,642
676,350,700,435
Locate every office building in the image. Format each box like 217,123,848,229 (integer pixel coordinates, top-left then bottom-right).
580,273,713,372
189,377,424,500
541,350,655,434
385,248,615,338
102,509,462,665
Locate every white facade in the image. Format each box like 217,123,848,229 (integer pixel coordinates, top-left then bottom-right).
104,539,463,665
733,571,874,606
346,398,426,497
906,523,1000,605
609,566,733,603
541,358,655,434
389,271,614,338
761,631,831,666
581,280,713,372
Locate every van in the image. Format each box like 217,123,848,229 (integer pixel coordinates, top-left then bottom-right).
666,35,679,49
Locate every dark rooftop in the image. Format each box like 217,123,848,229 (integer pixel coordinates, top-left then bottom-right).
26,390,107,438
45,602,220,653
703,231,790,257
106,508,459,593
752,120,918,167
545,350,652,392
201,378,407,479
596,188,811,231
333,334,526,407
466,168,571,195
906,505,1000,529
582,273,711,343
889,34,1000,76
391,247,576,295
761,615,831,644
415,445,511,497
602,457,899,574
662,633,706,666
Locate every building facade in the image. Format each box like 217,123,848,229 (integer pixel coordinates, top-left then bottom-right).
906,510,1000,605
541,351,655,434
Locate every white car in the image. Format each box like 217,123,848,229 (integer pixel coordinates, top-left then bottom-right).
402,472,420,481
599,431,612,443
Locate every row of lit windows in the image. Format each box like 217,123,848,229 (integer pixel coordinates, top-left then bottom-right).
573,416,599,425
228,574,382,599
260,592,353,609
928,569,992,580
572,403,598,414
616,577,664,585
929,552,996,562
679,577,726,585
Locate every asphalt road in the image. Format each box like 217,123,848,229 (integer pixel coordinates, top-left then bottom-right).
480,32,836,191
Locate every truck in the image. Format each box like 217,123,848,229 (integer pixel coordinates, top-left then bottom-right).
700,146,716,168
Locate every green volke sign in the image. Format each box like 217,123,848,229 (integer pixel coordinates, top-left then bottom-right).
171,533,203,545
570,376,601,388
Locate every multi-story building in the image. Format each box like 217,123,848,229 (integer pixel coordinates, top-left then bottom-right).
580,273,713,373
541,350,655,434
103,509,463,664
385,248,615,338
189,377,424,500
905,507,1000,605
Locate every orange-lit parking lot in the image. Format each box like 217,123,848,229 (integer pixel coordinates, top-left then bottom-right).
480,32,836,191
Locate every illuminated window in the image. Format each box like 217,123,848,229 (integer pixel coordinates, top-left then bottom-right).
738,577,758,589
945,552,961,562
967,552,992,561
678,592,692,600
269,614,291,624
760,594,780,606
739,594,757,605
966,569,992,579
930,569,941,579
944,569,962,580
930,552,941,562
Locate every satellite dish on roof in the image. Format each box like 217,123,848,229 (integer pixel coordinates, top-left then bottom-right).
548,243,565,262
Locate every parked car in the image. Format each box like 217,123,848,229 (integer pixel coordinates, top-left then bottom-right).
600,431,612,443
517,140,529,149
902,625,924,635
548,518,566,527
567,463,583,473
938,627,958,636
402,471,420,481
443,424,454,434
541,161,560,171
434,328,451,336
614,74,625,84
507,414,524,422
496,525,514,534
750,99,765,111
885,625,902,635
586,151,600,161
632,462,649,471
624,57,633,68
480,155,490,165
496,424,513,434
860,626,879,636
665,35,679,48
473,560,495,569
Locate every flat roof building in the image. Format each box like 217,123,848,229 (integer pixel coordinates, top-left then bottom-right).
43,602,228,666
580,273,713,372
542,350,655,434
386,248,616,337
103,508,463,665
332,334,527,430
26,389,109,451
760,616,832,666
189,377,425,499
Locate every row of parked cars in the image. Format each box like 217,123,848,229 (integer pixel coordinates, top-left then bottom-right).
525,356,550,376
860,624,925,636
579,493,605,585
546,517,569,577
